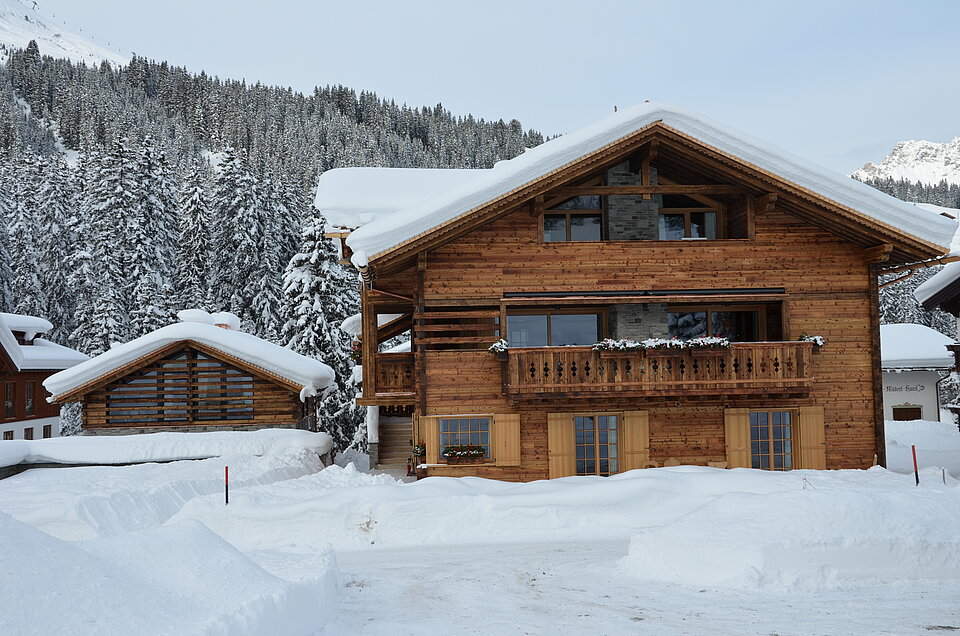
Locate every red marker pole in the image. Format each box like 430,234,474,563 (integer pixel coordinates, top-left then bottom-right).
225,465,230,505
911,445,919,487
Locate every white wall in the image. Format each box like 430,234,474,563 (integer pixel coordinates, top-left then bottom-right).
882,370,941,421
0,416,60,440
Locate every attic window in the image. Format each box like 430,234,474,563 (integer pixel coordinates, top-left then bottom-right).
544,196,603,242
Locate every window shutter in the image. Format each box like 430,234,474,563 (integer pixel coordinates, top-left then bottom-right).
547,412,575,478
620,410,650,472
724,408,751,468
798,406,826,469
494,413,521,466
420,415,439,464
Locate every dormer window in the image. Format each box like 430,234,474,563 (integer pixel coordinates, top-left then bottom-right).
543,196,602,242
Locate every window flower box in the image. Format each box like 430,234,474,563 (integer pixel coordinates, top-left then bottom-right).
441,444,486,464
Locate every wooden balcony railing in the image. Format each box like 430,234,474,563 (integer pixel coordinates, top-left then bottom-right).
373,352,415,396
502,342,814,400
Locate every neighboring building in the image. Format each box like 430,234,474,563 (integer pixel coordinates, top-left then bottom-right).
0,312,89,440
43,311,335,435
880,323,955,422
317,103,956,479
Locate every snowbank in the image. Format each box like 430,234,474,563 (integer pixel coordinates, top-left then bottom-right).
346,102,956,264
0,428,332,469
0,449,327,540
880,323,955,369
886,418,960,477
43,320,334,400
0,512,337,635
620,485,960,591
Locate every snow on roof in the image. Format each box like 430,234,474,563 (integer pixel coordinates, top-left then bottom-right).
915,261,960,306
314,167,481,229
44,320,335,401
0,313,88,371
345,103,957,265
339,312,405,337
880,323,956,369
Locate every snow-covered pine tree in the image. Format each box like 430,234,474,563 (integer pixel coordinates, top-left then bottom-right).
280,207,364,453
0,160,15,312
34,155,78,340
175,161,212,308
7,152,46,316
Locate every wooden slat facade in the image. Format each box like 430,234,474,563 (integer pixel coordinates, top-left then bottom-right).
356,129,938,480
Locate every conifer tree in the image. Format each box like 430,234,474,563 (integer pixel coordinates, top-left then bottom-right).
7,154,46,316
280,207,364,452
175,162,212,308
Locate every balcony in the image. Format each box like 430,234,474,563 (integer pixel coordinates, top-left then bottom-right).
363,352,416,405
501,342,814,401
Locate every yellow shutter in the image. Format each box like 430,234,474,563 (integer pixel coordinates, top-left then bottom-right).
547,412,576,478
798,406,826,469
494,413,521,466
620,410,650,472
420,415,439,464
724,408,751,468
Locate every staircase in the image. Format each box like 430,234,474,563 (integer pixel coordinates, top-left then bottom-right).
377,416,413,467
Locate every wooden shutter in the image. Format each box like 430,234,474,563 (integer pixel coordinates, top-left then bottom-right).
547,412,575,478
494,413,521,466
724,408,751,468
620,410,650,472
420,415,440,464
798,406,826,469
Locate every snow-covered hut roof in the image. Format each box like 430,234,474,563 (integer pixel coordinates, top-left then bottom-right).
44,316,335,402
339,312,405,338
344,102,956,267
880,323,956,370
912,204,960,311
314,167,481,230
0,313,88,372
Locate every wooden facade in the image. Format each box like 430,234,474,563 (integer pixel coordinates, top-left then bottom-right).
57,341,312,434
351,123,945,480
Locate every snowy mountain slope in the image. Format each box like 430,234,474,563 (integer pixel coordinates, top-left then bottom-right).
0,0,125,65
854,137,960,186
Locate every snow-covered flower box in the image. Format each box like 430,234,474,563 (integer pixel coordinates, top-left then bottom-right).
489,338,509,359
442,445,486,463
799,334,826,348
592,337,731,355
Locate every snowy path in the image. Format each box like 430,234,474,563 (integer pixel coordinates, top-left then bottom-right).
323,540,960,636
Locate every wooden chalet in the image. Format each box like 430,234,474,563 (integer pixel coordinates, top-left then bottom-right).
44,312,334,435
317,104,956,480
0,313,88,440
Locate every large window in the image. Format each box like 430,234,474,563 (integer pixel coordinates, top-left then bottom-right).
439,417,491,458
658,195,718,240
750,410,795,470
544,196,602,242
667,305,770,342
4,383,13,419
507,311,604,347
575,414,619,476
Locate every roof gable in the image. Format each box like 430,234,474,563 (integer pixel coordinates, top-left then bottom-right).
344,103,955,268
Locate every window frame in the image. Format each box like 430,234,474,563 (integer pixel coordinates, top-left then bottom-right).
2,430,12,440
573,411,621,477
749,408,798,471
4,382,14,420
23,427,33,440
506,307,608,347
438,416,492,462
540,194,606,243
891,405,923,421
42,424,52,439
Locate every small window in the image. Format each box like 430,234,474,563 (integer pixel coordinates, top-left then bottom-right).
544,197,602,242
750,410,795,470
23,427,33,440
439,417,491,458
4,383,13,419
2,431,12,440
658,195,718,240
25,382,35,416
42,425,52,438
575,414,619,476
892,406,923,421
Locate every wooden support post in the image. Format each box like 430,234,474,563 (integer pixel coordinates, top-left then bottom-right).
361,286,376,397
416,251,428,416
868,264,886,467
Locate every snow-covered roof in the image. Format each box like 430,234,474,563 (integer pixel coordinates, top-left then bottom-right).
314,167,481,230
0,312,88,371
339,312,405,338
44,319,335,401
880,323,956,369
345,103,956,266
915,261,960,306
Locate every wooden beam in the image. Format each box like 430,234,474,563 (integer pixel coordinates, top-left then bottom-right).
553,185,744,196
864,244,894,264
754,193,778,215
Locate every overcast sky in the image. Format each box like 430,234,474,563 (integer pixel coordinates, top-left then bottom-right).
34,0,960,173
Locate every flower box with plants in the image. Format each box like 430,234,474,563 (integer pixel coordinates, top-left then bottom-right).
799,334,826,352
489,338,509,359
413,442,426,459
441,445,486,464
592,336,731,357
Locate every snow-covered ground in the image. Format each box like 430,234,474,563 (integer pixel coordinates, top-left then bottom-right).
886,418,960,477
1,432,960,634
